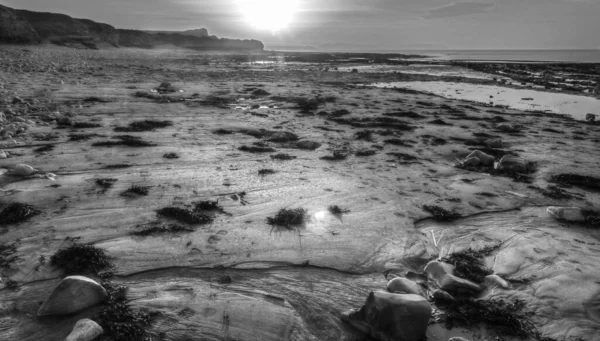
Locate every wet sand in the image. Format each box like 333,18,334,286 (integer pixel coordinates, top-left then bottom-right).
1,45,600,341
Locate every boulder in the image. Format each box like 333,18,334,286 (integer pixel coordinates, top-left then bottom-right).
11,164,37,176
462,157,480,167
66,319,103,341
448,338,472,341
496,123,518,132
547,206,585,222
0,150,7,159
295,140,321,150
432,289,455,302
386,277,423,295
424,260,454,282
485,138,503,148
38,276,108,316
439,274,481,295
495,155,528,173
267,131,298,142
586,113,596,122
484,274,511,289
362,291,431,341
465,150,495,166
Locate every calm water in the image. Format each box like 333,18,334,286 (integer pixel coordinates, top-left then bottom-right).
394,49,600,63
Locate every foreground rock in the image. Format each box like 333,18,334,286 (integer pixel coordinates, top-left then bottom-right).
65,319,103,341
495,155,528,173
386,277,423,296
425,261,481,295
342,291,431,341
38,276,108,316
464,150,495,167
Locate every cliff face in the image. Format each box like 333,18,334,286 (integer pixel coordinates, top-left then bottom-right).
0,5,40,43
0,5,264,51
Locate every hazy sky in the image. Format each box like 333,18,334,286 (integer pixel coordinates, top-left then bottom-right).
4,0,600,50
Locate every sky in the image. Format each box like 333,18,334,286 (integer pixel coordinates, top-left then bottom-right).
3,0,600,50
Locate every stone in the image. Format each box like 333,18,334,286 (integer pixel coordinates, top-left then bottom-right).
295,140,321,150
485,274,511,289
485,138,503,148
466,149,495,166
424,260,454,282
11,164,37,176
362,291,431,341
462,157,480,167
37,276,108,316
448,338,472,341
0,150,7,159
439,274,481,295
386,277,423,295
267,131,298,142
496,123,518,132
12,96,24,104
495,155,528,173
66,319,103,341
586,113,596,122
547,206,585,222
432,289,455,302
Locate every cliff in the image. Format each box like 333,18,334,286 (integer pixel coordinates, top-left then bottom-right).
0,5,263,51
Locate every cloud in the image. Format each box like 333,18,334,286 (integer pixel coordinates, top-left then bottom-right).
424,2,494,19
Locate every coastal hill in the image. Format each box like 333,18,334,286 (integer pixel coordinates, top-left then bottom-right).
0,4,263,50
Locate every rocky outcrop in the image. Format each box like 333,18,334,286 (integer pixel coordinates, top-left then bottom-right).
0,5,264,51
0,5,40,43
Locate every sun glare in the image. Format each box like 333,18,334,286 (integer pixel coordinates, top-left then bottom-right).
239,0,299,31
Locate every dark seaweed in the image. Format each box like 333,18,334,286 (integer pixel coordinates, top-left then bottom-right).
267,208,307,229
271,153,297,160
163,152,180,159
73,122,102,129
121,185,150,196
114,120,173,132
422,204,462,221
239,145,277,153
550,173,600,190
157,207,213,224
328,205,350,215
50,244,113,275
0,203,41,224
440,246,498,284
258,169,277,175
104,164,132,169
130,223,193,236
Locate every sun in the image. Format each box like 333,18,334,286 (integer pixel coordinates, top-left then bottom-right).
239,0,299,31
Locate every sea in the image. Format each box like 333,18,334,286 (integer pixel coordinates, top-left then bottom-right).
402,49,600,63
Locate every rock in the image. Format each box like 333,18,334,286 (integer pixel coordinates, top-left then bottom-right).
462,157,480,167
38,276,108,316
12,96,24,104
586,113,596,122
424,260,454,282
362,291,431,341
340,308,371,335
0,150,7,159
432,289,455,302
484,274,511,289
547,206,585,222
448,338,472,341
295,140,321,150
11,164,37,176
485,138,503,148
66,319,103,341
466,150,495,166
386,277,423,295
496,123,518,132
495,155,528,173
267,131,298,142
439,274,481,295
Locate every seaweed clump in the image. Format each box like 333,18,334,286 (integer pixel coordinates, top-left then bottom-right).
321,150,349,161
156,207,213,224
550,173,600,190
422,205,462,221
96,178,118,192
440,246,498,284
267,208,307,229
130,222,193,236
163,152,180,159
114,120,173,132
50,244,113,275
238,145,277,153
433,297,535,338
271,153,297,160
94,282,155,341
0,203,42,224
92,135,156,147
258,169,276,175
121,185,150,197
328,205,350,215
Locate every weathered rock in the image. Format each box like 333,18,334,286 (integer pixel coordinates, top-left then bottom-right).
496,123,518,132
267,131,298,142
448,337,472,341
495,155,528,173
11,164,37,176
362,291,431,341
424,260,454,282
466,150,495,166
66,318,103,341
484,274,511,289
439,274,482,295
432,289,455,302
386,277,423,295
38,276,108,316
0,150,7,159
0,4,41,43
547,206,585,222
485,138,503,148
586,113,596,122
295,140,321,150
462,157,480,167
